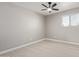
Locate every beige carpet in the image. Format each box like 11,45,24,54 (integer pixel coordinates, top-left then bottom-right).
1,40,79,57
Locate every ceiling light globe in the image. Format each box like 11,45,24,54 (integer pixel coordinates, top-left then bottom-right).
47,8,52,11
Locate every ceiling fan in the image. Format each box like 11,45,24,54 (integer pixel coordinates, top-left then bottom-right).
41,2,59,13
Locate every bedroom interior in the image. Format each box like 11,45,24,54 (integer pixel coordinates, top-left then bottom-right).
0,2,79,57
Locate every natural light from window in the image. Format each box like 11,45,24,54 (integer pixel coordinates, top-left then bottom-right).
71,14,79,26
62,15,69,27
62,13,79,27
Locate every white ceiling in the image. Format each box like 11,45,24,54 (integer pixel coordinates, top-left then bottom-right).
13,2,79,15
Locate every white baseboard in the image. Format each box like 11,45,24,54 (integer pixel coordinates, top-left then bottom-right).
0,38,45,55
46,38,79,46
1,38,79,55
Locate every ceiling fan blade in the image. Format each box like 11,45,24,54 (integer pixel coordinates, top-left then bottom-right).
52,8,59,11
52,3,57,7
41,4,48,8
41,9,47,11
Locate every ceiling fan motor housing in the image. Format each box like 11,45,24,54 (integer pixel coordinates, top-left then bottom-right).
48,2,52,4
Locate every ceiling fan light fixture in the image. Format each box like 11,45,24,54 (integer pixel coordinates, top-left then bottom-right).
41,2,59,13
47,8,52,11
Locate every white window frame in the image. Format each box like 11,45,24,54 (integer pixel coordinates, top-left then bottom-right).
62,13,79,27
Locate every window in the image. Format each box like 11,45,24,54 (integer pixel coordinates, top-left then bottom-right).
62,13,79,27
71,14,79,26
62,15,70,27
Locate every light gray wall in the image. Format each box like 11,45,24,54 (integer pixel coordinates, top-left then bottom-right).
0,3,45,52
46,7,79,43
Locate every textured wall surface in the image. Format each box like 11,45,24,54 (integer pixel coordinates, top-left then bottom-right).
46,7,79,43
0,3,45,52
